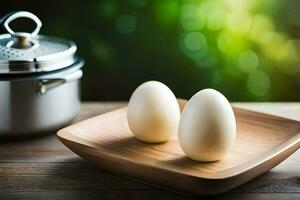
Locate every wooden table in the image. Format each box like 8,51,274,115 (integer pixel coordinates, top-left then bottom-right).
0,102,299,200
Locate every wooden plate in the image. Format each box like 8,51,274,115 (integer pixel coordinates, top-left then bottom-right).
57,100,300,195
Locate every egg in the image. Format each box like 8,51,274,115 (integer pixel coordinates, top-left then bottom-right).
178,89,236,162
127,81,181,143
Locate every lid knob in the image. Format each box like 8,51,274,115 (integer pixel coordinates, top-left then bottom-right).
0,11,42,49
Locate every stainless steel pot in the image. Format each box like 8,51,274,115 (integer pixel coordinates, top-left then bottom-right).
0,11,84,135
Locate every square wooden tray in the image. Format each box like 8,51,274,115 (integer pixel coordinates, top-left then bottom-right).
57,100,300,195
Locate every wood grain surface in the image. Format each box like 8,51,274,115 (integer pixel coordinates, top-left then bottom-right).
57,100,300,195
0,102,299,199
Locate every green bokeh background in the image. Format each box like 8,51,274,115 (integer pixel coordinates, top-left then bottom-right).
1,0,300,101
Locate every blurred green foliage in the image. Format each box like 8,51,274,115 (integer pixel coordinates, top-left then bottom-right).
2,0,300,101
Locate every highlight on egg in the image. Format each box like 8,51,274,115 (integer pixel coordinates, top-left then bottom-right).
127,81,181,143
178,89,236,162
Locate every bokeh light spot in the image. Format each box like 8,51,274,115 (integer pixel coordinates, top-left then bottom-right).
180,4,204,31
184,32,207,51
90,38,114,67
207,8,225,31
217,32,230,52
250,15,274,43
98,0,118,18
217,31,246,54
247,70,271,96
227,10,251,33
262,33,295,63
225,0,254,11
278,40,300,74
115,14,137,34
238,50,259,73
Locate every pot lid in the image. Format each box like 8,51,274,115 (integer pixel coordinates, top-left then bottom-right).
0,11,77,74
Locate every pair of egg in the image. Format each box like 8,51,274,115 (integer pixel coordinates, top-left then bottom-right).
127,81,236,162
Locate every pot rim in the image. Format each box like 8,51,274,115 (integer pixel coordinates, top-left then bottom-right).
0,57,84,81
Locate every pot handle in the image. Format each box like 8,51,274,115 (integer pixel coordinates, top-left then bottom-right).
1,11,42,48
38,70,82,94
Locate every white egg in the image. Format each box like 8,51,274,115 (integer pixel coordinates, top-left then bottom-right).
178,89,236,162
127,81,181,143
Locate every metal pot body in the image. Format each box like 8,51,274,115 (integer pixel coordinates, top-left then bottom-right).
0,11,84,135
0,66,82,135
